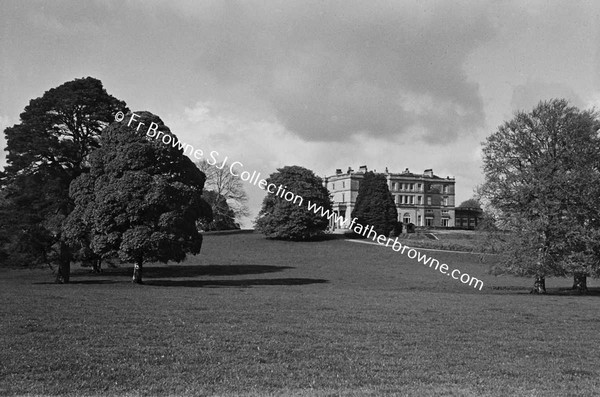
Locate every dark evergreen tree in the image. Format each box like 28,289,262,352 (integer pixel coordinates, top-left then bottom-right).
255,165,331,240
0,77,127,282
62,111,211,284
351,171,398,237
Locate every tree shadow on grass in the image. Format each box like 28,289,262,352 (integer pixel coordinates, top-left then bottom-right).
84,264,293,279
490,286,600,297
143,278,329,288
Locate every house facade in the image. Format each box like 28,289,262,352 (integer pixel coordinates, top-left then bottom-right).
324,165,456,230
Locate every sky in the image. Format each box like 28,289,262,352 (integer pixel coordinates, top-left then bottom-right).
1,0,599,227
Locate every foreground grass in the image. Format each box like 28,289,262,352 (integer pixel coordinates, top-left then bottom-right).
1,233,600,396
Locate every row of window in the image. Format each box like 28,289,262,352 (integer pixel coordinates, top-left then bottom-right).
395,195,419,205
394,195,451,206
391,182,422,192
330,181,452,194
400,214,452,227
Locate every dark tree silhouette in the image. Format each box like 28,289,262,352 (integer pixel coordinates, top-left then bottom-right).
351,171,398,237
197,190,240,231
63,111,211,284
0,77,127,282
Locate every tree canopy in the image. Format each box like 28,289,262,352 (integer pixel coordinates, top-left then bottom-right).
198,190,240,231
255,165,331,240
458,198,481,209
0,77,127,282
480,98,600,293
351,171,398,237
62,111,211,283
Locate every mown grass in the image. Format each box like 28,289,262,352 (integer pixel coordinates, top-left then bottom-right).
1,233,600,396
397,229,499,253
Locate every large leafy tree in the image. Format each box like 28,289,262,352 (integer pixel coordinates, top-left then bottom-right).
255,165,331,240
351,171,398,237
480,99,600,293
63,111,211,284
0,77,127,282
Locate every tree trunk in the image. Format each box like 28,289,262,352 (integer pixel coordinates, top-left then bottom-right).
530,275,546,294
55,241,71,284
92,258,102,273
132,260,143,284
572,273,588,293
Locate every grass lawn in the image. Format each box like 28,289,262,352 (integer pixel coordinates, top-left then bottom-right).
395,229,499,253
1,232,600,396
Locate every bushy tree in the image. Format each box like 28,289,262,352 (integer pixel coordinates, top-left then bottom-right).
255,165,331,240
62,111,211,283
351,171,398,237
1,77,127,282
197,190,240,231
480,99,600,293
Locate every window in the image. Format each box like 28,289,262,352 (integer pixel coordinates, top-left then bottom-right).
403,214,411,224
342,193,345,202
418,215,422,226
442,209,449,215
410,183,414,191
443,196,448,206
342,181,345,188
332,183,335,190
417,196,422,204
417,183,422,191
395,195,399,204
425,218,433,226
442,219,450,227
427,197,432,205
410,196,414,204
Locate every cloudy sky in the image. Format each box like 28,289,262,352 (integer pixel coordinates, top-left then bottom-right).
2,0,599,226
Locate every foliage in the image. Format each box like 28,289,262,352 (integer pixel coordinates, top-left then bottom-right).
62,111,211,283
255,165,331,240
480,99,600,288
458,198,481,208
351,171,398,237
196,160,249,224
197,190,240,231
0,77,126,280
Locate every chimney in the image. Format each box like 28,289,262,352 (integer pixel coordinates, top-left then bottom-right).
336,168,342,175
358,165,367,173
424,169,433,177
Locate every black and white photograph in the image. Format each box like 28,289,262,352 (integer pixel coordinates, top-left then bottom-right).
1,1,599,395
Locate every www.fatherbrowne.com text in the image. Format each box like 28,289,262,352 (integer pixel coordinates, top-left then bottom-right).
116,111,484,291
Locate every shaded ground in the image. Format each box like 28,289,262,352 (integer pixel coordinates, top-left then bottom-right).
1,233,600,396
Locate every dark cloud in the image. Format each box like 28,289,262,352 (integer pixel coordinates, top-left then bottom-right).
186,1,493,143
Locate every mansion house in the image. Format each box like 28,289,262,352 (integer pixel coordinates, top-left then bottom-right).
325,165,456,230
